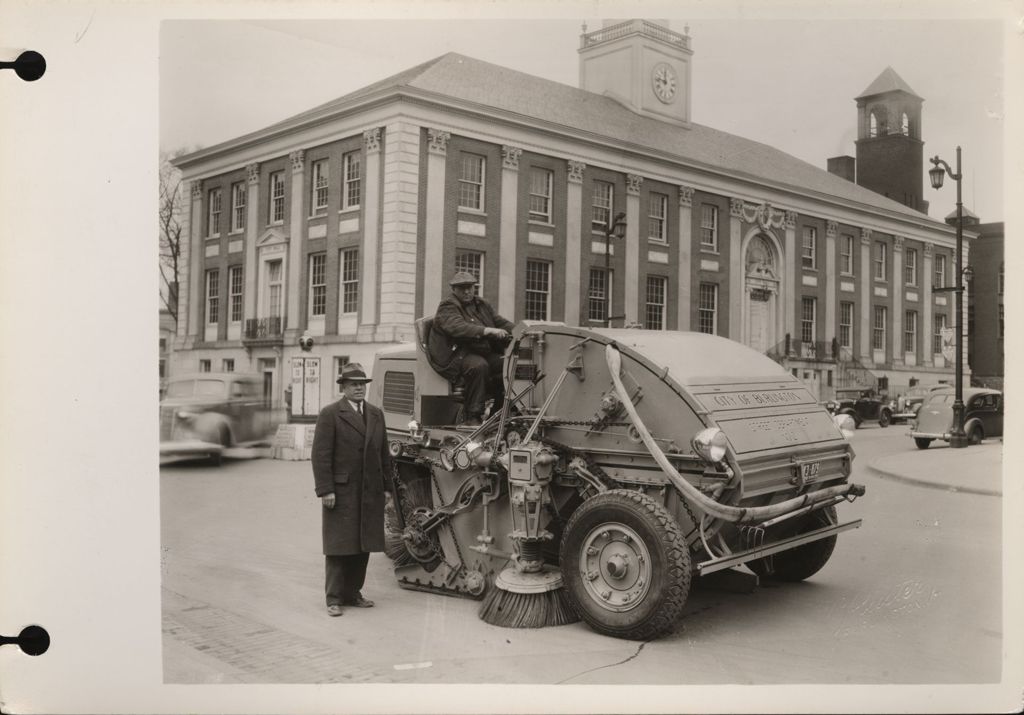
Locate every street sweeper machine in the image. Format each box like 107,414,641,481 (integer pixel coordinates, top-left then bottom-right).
371,321,865,640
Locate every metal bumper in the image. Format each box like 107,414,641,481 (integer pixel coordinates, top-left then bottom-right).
159,439,224,464
695,519,863,575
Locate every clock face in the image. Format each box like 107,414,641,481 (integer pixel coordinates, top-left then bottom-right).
652,63,677,104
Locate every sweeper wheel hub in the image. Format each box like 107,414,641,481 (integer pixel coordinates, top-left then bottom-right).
580,520,652,612
494,565,565,594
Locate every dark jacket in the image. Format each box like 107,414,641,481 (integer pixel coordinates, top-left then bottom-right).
311,398,392,555
430,294,514,373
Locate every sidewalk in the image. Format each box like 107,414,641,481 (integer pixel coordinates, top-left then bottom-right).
867,439,1003,496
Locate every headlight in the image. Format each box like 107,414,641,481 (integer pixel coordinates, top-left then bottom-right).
692,427,729,464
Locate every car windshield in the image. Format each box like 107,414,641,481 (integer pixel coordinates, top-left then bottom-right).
195,379,227,397
165,381,194,398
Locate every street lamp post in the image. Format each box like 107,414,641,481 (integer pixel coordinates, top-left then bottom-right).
603,211,628,328
928,146,968,448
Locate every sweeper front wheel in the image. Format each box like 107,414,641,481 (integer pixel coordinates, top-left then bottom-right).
560,489,691,641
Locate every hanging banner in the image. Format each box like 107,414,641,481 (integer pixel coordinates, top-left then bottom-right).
940,327,956,362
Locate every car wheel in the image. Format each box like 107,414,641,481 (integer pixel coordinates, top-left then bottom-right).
914,437,932,450
968,426,983,445
749,505,838,582
878,410,891,428
560,489,691,641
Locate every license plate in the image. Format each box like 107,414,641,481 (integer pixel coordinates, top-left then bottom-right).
800,461,820,481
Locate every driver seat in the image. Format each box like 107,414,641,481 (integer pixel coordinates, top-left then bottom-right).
414,317,464,401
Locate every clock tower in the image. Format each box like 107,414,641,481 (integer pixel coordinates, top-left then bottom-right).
578,19,693,127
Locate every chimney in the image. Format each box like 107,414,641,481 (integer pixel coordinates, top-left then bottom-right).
827,156,856,182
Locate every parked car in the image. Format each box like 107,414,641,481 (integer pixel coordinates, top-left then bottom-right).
889,384,951,424
160,373,282,464
825,388,892,428
910,387,1003,449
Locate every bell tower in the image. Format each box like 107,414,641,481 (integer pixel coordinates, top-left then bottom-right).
854,67,927,213
578,19,693,127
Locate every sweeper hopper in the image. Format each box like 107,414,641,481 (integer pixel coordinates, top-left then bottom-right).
371,321,864,640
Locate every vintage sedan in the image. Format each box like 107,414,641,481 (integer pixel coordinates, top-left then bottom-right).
160,373,282,464
910,387,1003,449
889,384,951,424
825,388,892,428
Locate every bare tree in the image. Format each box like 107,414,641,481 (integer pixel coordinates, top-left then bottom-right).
159,148,194,325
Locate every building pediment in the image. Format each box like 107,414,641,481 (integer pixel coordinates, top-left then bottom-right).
257,227,288,246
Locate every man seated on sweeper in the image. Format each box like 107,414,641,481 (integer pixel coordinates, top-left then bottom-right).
430,271,514,426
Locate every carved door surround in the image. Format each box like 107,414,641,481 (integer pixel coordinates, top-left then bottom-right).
741,230,784,354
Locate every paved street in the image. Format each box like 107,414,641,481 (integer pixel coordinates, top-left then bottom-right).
161,425,1002,685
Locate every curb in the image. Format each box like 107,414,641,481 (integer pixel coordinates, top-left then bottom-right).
866,458,1001,498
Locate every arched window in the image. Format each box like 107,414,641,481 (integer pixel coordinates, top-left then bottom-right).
901,112,910,136
869,112,878,138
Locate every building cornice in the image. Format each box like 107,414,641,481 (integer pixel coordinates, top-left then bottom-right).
174,85,962,247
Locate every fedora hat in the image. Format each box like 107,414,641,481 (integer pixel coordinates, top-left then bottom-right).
336,362,372,384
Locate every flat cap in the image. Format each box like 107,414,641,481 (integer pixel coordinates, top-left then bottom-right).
449,271,479,287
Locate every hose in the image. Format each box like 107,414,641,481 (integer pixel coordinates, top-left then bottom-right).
605,344,862,525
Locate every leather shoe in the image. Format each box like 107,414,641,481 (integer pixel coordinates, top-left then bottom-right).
326,604,344,617
344,596,374,608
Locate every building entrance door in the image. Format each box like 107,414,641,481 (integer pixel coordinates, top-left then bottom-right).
748,291,770,353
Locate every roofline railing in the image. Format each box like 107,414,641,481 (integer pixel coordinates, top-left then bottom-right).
580,20,690,51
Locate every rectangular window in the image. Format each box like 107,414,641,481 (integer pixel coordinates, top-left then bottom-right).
230,182,246,233
999,305,1004,339
205,269,219,325
904,310,918,353
648,193,668,242
698,283,718,335
267,259,283,319
592,180,613,230
587,268,610,323
343,151,361,209
874,241,887,280
999,263,1004,295
524,260,551,321
229,265,243,324
801,297,816,343
222,358,234,373
334,355,350,395
458,153,485,210
840,235,854,275
802,227,817,269
904,248,918,285
528,168,553,222
207,188,222,237
341,248,359,314
645,275,667,330
934,254,947,288
933,313,947,354
872,305,887,351
270,171,285,223
839,302,854,348
199,359,211,373
308,253,326,318
700,204,719,250
454,250,484,294
311,159,328,214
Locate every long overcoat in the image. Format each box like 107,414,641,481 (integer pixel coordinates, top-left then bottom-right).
311,399,392,556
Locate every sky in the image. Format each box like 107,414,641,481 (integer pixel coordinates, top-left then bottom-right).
160,8,1009,224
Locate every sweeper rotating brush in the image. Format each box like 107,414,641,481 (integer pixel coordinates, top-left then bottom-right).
478,566,578,628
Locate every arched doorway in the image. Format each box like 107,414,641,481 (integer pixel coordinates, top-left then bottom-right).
743,234,781,354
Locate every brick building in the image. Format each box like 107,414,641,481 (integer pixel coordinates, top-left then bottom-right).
964,220,1004,389
170,20,966,410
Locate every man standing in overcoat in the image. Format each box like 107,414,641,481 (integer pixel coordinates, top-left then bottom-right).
311,362,392,617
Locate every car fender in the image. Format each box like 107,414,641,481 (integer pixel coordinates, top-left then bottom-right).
190,412,234,446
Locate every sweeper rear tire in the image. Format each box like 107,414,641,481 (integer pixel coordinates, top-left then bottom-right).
560,489,690,641
748,505,838,582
